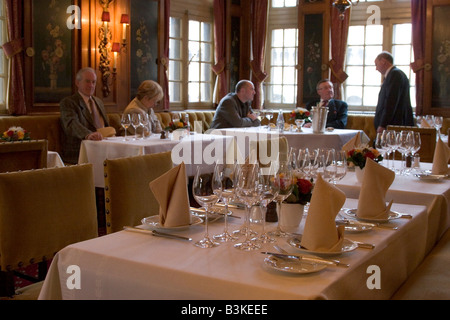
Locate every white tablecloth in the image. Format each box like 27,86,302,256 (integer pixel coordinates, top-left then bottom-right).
38,198,428,300
78,133,234,187
210,127,368,160
336,161,450,253
47,151,65,168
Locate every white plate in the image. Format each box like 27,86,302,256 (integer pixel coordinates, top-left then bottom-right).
343,208,402,223
415,173,447,181
288,236,358,256
141,215,203,231
263,255,327,274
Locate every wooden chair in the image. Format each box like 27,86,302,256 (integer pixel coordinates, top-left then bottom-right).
103,151,174,234
0,140,48,173
0,164,98,299
386,126,436,163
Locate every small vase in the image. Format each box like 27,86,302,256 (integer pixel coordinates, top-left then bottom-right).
279,203,304,232
355,166,365,183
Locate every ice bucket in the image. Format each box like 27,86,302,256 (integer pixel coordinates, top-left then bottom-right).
311,106,328,133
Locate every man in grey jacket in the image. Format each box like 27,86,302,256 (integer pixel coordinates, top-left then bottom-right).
60,67,109,164
210,80,261,129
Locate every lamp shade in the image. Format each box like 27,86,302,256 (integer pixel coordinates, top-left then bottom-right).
120,14,130,24
101,11,111,22
112,42,121,52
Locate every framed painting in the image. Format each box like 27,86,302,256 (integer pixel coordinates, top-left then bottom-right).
32,0,73,104
130,0,159,98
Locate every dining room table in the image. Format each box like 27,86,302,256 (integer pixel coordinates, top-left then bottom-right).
38,197,429,301
47,151,65,168
209,126,369,161
78,132,235,188
335,160,450,254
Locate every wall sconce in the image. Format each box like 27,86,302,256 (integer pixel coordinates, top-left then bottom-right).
120,14,130,50
332,0,359,20
112,42,121,72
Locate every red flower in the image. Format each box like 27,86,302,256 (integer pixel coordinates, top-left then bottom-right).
297,179,313,195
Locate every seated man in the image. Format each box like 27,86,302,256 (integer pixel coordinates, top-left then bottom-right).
305,79,348,129
60,67,109,164
210,80,261,129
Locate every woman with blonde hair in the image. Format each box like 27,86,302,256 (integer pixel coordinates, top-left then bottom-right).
123,80,163,134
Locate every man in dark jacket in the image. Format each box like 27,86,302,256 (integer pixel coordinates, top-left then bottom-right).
305,79,348,129
210,80,261,129
374,51,414,133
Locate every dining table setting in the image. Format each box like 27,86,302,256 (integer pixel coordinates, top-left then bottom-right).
38,143,443,301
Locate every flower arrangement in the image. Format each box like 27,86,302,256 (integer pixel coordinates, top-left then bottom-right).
285,174,314,205
1,126,31,142
290,107,311,123
165,120,188,132
346,147,383,169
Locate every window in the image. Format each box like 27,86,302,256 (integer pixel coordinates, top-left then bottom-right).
0,0,8,114
168,13,214,108
266,28,298,107
272,0,297,8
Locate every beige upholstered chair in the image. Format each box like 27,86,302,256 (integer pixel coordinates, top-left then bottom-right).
0,140,48,173
386,126,437,163
103,151,174,234
0,164,98,299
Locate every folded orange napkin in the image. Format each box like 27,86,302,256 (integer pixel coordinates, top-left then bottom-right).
149,162,191,227
356,158,395,220
97,126,116,137
300,174,346,252
432,137,450,175
342,132,361,153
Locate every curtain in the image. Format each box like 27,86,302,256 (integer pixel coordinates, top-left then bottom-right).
160,0,170,110
250,0,269,110
212,0,227,105
410,0,427,115
2,0,26,115
329,6,350,100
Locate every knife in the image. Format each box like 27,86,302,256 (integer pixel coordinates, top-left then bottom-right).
123,226,192,242
260,252,349,268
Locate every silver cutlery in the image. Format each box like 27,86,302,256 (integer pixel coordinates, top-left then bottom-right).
336,219,398,230
350,240,375,249
261,252,349,268
123,226,192,242
272,245,349,267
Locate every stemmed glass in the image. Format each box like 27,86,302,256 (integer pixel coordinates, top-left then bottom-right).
257,163,280,243
121,114,131,141
192,167,221,248
234,163,261,251
334,150,347,184
295,119,305,132
375,131,390,168
386,130,399,172
434,116,443,138
212,162,239,242
266,111,273,131
130,113,142,140
140,113,151,139
397,131,414,175
268,159,295,238
425,115,435,128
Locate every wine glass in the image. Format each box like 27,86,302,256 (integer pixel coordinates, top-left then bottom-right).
257,163,280,243
334,150,347,184
234,163,261,251
397,131,414,175
425,115,435,128
323,149,337,183
130,113,142,140
375,131,390,168
268,159,295,238
386,130,399,172
266,111,273,131
140,113,151,139
295,119,305,132
434,116,443,138
121,113,131,141
192,167,221,248
411,132,421,156
212,162,239,242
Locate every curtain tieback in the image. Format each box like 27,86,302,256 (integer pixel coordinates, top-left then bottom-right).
2,38,24,58
250,60,268,83
212,59,226,75
410,59,431,73
328,59,348,84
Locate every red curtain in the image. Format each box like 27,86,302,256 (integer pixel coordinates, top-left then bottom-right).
410,0,427,115
160,0,170,110
329,6,350,100
212,0,227,105
2,0,26,115
250,0,269,110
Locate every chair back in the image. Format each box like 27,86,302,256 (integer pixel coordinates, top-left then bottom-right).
386,126,436,163
104,151,174,233
0,140,48,173
0,164,98,272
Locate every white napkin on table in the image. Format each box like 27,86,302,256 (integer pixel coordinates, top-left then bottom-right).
431,137,450,175
149,162,191,227
356,158,395,220
300,174,346,252
342,132,361,153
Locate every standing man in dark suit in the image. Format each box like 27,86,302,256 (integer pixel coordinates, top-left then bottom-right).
305,79,348,129
60,67,109,164
374,51,414,133
210,80,261,129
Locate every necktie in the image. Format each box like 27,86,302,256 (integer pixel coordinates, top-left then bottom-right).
89,98,104,129
322,100,329,107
